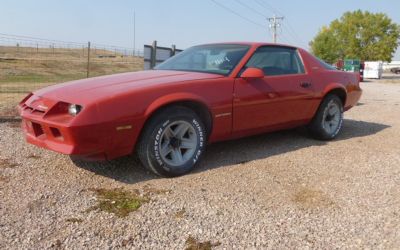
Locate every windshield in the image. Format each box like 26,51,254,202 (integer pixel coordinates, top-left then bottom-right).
155,44,250,75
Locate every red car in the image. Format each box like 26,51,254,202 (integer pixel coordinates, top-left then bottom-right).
19,43,362,177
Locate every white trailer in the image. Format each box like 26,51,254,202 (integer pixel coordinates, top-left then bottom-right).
364,61,383,79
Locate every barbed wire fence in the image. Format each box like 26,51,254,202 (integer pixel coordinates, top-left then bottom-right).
0,34,146,117
0,34,144,93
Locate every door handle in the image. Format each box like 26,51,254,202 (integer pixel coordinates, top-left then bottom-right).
300,82,312,88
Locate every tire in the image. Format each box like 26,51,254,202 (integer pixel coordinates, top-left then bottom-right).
137,106,206,177
307,94,344,140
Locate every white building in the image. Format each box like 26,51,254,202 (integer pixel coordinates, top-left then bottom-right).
383,61,400,71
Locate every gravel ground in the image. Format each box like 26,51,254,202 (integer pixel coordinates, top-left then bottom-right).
1,77,400,249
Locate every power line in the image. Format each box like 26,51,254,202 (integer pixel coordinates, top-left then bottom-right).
281,26,298,45
283,19,308,47
253,0,283,16
233,0,267,18
210,0,265,28
279,32,292,45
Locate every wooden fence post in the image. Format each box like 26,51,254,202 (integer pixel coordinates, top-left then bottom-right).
87,42,91,78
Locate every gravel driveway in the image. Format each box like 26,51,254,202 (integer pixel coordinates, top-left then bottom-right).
1,79,400,249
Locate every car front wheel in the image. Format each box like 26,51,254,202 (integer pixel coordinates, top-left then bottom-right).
137,106,206,177
308,94,344,140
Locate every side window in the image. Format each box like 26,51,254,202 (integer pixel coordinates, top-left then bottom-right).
245,46,305,76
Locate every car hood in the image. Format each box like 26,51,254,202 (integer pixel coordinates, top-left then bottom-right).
34,70,224,104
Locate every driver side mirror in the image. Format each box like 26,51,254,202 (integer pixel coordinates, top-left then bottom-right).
241,67,265,80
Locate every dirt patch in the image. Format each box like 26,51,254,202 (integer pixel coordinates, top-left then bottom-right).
185,236,220,250
0,93,25,117
66,218,83,223
27,154,41,160
0,174,9,183
142,185,171,195
50,239,62,249
0,107,18,117
0,158,19,169
6,121,21,128
175,208,186,219
292,187,335,209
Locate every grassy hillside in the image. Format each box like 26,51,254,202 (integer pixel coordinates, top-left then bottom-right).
0,46,144,116
0,46,144,92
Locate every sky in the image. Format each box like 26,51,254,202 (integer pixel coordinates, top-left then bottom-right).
1,0,399,60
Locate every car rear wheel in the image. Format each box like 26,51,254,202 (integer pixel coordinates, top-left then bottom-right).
137,106,206,177
308,94,344,140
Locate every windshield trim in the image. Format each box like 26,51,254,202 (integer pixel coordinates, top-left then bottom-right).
154,68,228,76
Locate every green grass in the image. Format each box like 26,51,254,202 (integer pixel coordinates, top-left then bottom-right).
88,188,149,217
86,187,170,217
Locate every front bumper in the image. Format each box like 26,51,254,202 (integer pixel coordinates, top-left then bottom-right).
19,95,106,159
21,118,103,156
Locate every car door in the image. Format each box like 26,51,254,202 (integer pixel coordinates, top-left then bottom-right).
233,46,315,132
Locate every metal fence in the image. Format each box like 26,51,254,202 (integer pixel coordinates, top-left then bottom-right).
144,41,182,70
0,34,146,117
0,34,144,94
0,35,186,118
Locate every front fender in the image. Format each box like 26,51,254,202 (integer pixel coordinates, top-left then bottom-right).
144,92,211,117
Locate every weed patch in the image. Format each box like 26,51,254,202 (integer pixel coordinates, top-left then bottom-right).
88,188,149,217
185,236,220,250
86,186,170,217
0,158,19,169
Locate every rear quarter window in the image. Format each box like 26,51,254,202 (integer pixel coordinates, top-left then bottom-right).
315,57,338,70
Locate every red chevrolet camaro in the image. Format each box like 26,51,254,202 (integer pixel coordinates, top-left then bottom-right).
19,42,362,177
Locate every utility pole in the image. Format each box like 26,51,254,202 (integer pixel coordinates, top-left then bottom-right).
133,10,136,56
267,15,284,43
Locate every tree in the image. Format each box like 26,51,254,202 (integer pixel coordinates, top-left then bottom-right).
310,10,400,63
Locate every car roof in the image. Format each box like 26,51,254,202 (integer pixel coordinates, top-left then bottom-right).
200,42,299,49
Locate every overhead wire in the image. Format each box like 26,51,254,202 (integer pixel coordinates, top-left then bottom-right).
209,0,266,29
233,0,268,18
